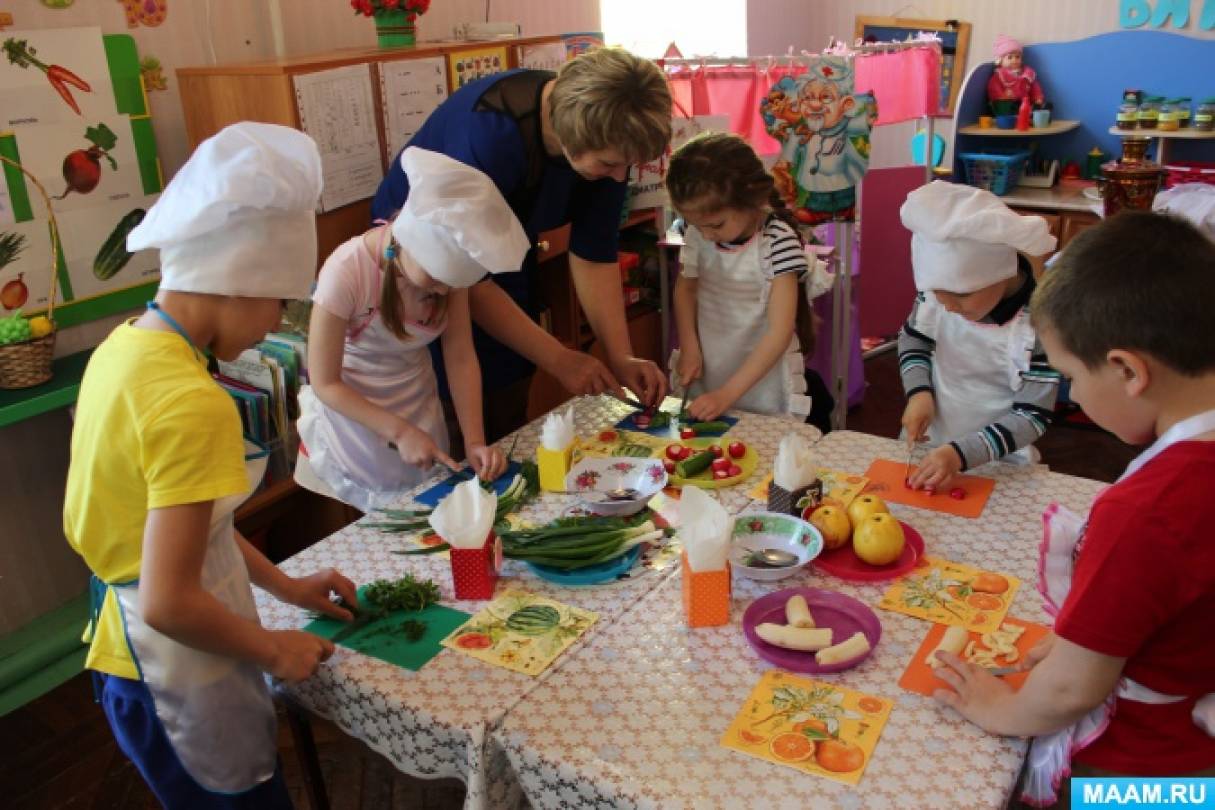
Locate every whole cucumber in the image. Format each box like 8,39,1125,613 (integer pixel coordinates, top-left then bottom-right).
93,208,146,280
691,421,731,435
675,449,715,478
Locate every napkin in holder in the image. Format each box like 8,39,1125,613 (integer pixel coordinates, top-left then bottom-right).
768,433,822,516
679,487,732,627
537,405,576,492
430,479,500,599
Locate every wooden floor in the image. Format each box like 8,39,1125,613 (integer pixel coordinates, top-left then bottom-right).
2,350,1136,809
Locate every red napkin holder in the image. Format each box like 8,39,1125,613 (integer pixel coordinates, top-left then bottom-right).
449,530,501,600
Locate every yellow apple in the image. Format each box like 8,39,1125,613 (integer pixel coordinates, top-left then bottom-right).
805,504,851,550
846,494,889,528
853,513,905,565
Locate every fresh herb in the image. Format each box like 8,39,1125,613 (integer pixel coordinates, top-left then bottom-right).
365,573,441,612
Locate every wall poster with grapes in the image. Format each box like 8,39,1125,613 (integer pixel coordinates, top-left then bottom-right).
1,26,162,327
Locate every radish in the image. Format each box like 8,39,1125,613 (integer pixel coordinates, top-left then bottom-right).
55,123,117,200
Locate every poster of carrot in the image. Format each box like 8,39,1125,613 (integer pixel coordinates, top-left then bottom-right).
0,28,117,127
721,670,892,787
440,590,598,676
876,556,1019,633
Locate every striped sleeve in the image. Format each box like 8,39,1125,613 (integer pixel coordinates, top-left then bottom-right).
898,292,936,400
950,333,1061,470
760,218,809,279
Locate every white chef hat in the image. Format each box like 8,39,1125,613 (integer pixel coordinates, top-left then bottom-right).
390,147,529,288
126,122,322,299
900,181,1056,294
1153,183,1215,241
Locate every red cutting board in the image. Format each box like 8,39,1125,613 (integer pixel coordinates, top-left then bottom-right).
861,459,995,519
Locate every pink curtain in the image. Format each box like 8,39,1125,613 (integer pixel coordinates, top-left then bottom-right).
662,46,939,142
853,47,941,124
663,64,808,155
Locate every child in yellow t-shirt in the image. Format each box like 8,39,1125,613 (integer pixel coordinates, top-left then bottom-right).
63,123,356,809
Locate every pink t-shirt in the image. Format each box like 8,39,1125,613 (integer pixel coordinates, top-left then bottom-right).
312,233,443,337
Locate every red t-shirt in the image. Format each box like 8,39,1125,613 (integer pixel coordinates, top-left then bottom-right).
1056,441,1215,774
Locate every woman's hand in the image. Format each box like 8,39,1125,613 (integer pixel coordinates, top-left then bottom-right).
611,355,668,407
392,423,459,472
546,347,622,398
909,444,962,491
467,443,507,482
282,569,358,620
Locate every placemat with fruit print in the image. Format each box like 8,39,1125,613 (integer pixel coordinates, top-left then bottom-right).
877,556,1019,633
440,590,598,676
720,670,893,786
746,469,869,506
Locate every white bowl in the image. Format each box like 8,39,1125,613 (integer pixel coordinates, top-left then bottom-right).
565,456,668,516
730,511,823,581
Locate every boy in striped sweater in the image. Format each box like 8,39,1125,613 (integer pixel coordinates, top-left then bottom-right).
896,181,1060,491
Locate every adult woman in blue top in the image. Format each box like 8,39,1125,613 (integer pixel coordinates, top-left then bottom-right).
372,47,672,439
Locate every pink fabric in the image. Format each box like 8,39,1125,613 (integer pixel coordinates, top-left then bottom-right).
994,34,1023,60
853,47,942,123
664,64,807,155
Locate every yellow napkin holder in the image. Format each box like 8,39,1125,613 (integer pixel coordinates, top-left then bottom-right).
537,442,575,492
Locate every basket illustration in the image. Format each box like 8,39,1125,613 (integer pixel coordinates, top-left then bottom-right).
0,155,61,389
959,151,1030,197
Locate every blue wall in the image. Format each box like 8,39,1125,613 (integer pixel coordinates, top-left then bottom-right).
955,30,1215,171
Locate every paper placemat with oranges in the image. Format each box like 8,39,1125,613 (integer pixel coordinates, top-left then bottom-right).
720,670,892,786
876,556,1019,633
440,590,598,676
746,470,869,506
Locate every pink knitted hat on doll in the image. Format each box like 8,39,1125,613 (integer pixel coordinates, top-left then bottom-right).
994,34,1023,61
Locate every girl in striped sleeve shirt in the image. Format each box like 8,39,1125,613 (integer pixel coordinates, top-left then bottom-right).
898,181,1060,491
666,132,825,422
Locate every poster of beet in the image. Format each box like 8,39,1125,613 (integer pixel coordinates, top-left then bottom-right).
1,26,162,327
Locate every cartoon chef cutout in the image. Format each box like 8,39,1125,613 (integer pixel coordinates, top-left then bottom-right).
769,57,874,226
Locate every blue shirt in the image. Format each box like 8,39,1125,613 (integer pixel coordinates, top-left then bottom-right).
371,70,628,391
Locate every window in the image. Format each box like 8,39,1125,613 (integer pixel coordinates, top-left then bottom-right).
600,0,747,59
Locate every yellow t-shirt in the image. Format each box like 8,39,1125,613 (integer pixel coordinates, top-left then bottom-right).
63,322,248,678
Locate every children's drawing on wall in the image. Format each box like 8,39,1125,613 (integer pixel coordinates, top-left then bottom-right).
140,56,167,91
763,57,874,226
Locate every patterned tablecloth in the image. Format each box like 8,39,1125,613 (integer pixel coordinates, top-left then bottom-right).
255,395,820,809
488,429,1107,810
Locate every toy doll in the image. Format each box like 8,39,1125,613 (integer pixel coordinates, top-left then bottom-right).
987,35,1045,111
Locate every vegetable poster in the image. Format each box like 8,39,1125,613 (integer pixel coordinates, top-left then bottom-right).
440,590,598,676
721,670,892,786
1,26,162,326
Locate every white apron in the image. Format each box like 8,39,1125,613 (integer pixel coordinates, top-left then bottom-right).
105,442,278,794
296,286,447,513
688,229,809,419
1025,409,1215,805
924,295,1039,462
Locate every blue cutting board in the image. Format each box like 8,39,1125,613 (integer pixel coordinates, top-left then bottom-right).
414,461,522,507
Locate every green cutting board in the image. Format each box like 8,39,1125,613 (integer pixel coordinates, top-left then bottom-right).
304,593,469,672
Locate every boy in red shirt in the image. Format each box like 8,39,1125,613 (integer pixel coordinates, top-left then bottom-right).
931,211,1215,805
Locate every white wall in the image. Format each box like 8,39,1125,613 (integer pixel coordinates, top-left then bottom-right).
747,0,1215,168
0,0,600,634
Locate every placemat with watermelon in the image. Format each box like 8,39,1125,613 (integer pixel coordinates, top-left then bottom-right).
439,590,598,675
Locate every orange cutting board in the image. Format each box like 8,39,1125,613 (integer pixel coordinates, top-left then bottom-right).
861,459,995,518
898,617,1049,696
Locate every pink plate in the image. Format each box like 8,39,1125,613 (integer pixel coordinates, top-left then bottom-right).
813,520,924,582
742,587,881,674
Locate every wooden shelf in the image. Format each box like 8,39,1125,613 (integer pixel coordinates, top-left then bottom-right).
958,120,1079,136
0,349,93,429
1107,126,1215,139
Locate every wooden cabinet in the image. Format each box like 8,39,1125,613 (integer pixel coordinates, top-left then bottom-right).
177,36,564,268
1061,211,1099,245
